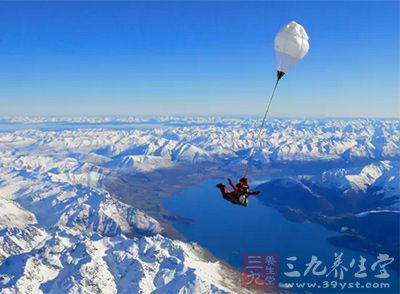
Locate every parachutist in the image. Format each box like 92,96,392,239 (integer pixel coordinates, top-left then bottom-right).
216,177,260,207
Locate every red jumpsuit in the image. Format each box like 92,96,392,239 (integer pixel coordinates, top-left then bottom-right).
218,178,259,199
220,178,241,198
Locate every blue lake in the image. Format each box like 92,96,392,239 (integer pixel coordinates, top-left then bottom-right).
164,178,399,292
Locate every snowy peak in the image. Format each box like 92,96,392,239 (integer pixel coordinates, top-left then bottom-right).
308,160,399,195
0,117,398,293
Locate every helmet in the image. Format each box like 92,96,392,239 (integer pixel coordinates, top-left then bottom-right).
240,185,249,194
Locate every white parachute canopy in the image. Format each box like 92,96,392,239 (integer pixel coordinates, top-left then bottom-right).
275,21,309,76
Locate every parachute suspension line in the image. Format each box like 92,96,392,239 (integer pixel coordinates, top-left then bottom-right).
243,77,281,178
240,21,309,178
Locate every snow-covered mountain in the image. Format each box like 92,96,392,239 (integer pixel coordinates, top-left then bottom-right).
1,118,399,167
302,160,399,197
0,117,399,293
0,158,239,293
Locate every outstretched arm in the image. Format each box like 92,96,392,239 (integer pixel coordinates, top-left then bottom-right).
248,190,260,196
228,178,238,192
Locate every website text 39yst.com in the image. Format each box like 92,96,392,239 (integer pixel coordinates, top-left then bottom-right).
280,280,391,291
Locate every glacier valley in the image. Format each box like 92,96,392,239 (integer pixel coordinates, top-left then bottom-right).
0,116,398,293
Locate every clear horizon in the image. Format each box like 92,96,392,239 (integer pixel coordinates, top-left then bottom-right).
0,1,399,118
1,114,399,120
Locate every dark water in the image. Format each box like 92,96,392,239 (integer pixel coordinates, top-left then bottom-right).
164,178,399,293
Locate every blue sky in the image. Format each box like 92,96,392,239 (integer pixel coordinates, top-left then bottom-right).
0,1,398,117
